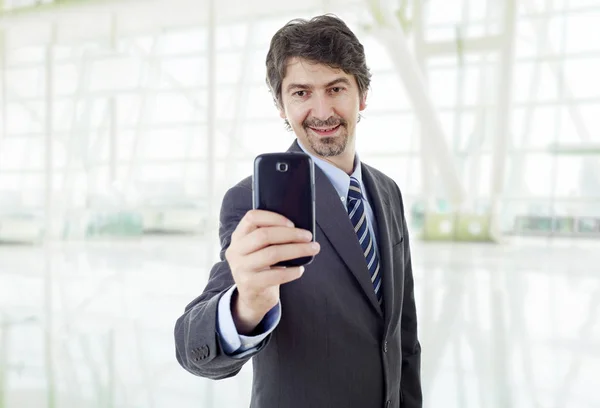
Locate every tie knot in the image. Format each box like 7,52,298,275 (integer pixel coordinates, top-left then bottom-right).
348,177,363,201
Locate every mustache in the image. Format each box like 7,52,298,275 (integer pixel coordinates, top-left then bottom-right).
303,116,347,129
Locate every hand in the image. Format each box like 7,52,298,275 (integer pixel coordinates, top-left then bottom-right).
225,210,320,335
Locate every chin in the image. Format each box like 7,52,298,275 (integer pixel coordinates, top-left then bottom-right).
309,137,348,157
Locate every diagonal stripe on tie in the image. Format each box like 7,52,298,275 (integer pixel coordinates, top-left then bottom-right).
359,226,369,246
371,264,380,283
363,236,373,257
347,176,382,303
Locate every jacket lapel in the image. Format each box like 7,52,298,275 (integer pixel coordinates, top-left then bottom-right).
287,140,384,316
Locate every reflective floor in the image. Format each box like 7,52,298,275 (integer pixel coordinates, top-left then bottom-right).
0,235,598,408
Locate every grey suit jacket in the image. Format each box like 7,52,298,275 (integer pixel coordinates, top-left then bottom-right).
174,140,422,408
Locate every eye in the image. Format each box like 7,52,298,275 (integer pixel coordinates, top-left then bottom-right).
294,90,307,97
330,87,344,93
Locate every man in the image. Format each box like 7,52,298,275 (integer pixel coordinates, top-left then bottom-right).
174,14,422,408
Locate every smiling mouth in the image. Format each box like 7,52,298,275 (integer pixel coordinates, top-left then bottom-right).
308,124,341,136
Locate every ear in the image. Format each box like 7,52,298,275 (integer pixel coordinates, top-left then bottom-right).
279,109,287,119
359,92,368,111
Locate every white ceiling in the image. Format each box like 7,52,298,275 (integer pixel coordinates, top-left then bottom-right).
0,0,365,48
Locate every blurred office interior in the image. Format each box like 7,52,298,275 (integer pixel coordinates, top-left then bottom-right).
0,0,599,407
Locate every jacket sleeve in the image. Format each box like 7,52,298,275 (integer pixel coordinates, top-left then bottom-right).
396,184,423,407
217,285,281,356
173,184,271,380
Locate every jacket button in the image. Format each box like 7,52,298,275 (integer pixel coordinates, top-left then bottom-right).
383,341,388,353
385,400,391,408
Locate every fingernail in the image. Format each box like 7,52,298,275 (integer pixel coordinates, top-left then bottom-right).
287,221,294,227
311,242,320,250
299,266,305,273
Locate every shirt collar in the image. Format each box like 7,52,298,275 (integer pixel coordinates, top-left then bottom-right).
296,139,363,200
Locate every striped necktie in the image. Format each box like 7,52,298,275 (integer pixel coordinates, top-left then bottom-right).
347,176,382,304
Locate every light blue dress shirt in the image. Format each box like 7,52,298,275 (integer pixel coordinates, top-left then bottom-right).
216,140,380,356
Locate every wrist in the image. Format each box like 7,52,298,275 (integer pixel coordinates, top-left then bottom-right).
232,290,267,335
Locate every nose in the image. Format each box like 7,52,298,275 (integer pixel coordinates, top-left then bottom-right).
311,93,334,121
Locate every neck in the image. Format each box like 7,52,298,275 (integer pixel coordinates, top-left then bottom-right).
295,138,357,175
321,153,355,175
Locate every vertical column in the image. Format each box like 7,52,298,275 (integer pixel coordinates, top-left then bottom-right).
490,2,517,402
550,5,567,234
109,14,118,186
44,25,57,239
454,0,471,207
205,3,217,408
206,0,216,243
0,29,6,155
44,23,57,408
412,0,436,212
489,0,517,237
109,98,117,185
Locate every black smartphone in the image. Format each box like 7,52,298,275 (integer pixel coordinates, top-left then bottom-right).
253,152,316,267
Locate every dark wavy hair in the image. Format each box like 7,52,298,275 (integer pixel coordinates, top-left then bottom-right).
265,14,372,111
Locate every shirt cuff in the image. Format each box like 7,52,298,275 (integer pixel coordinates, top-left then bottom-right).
216,285,281,356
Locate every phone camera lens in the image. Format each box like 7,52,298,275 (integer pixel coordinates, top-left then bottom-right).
277,162,288,172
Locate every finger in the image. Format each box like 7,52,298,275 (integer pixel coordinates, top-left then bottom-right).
237,227,313,256
243,266,306,289
244,242,320,272
234,210,294,239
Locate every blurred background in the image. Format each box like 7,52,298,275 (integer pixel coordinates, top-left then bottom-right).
0,0,599,407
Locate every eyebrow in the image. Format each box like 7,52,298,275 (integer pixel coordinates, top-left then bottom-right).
286,77,352,93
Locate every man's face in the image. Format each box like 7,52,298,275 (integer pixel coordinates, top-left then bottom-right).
279,57,367,160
